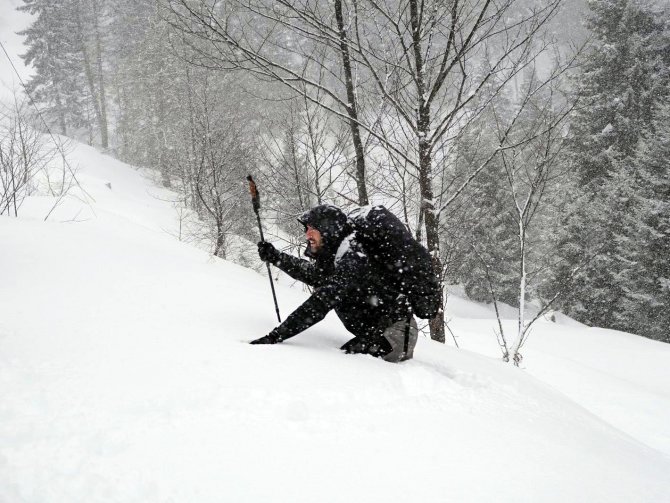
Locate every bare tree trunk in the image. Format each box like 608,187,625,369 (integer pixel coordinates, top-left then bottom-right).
419,140,446,343
92,0,108,148
75,0,108,148
401,175,410,229
288,125,307,211
55,93,67,136
304,96,324,205
214,218,226,258
156,72,171,188
10,160,18,216
411,0,445,342
75,0,102,146
334,0,368,205
185,67,200,210
114,78,127,156
509,216,527,366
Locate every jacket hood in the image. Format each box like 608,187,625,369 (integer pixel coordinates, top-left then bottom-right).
298,205,352,259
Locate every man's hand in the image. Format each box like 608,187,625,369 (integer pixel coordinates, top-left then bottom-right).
258,241,280,263
250,331,283,345
340,335,392,357
341,336,367,354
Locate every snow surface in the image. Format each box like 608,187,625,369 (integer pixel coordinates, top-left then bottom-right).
1,139,669,502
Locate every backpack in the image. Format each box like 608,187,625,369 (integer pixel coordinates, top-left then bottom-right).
348,205,441,319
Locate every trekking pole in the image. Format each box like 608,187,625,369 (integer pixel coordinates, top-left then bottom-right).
247,175,282,323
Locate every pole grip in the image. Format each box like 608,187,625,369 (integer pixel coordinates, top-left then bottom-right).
247,175,260,214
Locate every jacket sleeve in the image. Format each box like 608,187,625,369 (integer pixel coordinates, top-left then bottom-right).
270,254,360,341
270,293,331,341
270,251,323,287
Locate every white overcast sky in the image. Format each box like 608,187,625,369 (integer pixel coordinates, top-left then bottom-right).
0,0,34,104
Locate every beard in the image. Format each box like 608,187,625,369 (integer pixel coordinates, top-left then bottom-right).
304,239,321,259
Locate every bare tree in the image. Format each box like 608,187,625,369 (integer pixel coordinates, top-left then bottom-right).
172,71,255,258
166,0,565,341
166,0,371,204
0,95,56,217
257,92,354,256
479,61,579,365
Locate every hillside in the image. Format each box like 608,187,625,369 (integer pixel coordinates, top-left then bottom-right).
1,140,669,502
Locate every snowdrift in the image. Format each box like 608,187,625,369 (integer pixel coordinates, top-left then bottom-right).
1,140,669,502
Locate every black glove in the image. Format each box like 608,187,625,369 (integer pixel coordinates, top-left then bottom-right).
341,336,368,354
257,241,280,263
250,331,283,345
341,335,392,358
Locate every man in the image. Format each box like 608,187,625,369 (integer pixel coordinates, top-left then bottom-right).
250,204,418,362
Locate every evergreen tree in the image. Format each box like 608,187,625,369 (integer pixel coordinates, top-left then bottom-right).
18,0,84,135
632,102,670,341
447,141,520,306
551,0,670,338
18,0,110,146
71,0,110,148
444,84,519,307
109,0,184,184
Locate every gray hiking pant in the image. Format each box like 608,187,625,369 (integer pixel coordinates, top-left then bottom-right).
382,316,418,362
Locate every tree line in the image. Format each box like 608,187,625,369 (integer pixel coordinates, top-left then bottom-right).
13,0,669,350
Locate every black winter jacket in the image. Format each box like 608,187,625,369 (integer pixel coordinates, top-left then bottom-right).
267,234,411,343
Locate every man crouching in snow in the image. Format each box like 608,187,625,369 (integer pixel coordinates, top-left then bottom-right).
250,204,418,362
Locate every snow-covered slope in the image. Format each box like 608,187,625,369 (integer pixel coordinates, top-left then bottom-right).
446,292,670,458
1,140,669,502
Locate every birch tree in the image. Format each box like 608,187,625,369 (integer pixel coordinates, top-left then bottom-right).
488,64,577,365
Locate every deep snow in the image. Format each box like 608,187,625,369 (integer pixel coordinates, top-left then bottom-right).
1,140,669,502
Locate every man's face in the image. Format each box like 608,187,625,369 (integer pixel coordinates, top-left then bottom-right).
305,225,323,254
